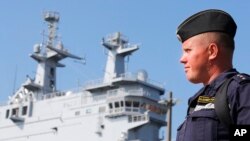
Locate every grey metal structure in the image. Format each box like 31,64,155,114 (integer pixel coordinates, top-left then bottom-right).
0,12,169,141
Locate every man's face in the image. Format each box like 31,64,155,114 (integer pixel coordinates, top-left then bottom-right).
180,35,210,84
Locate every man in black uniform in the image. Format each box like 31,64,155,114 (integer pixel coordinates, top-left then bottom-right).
176,9,250,141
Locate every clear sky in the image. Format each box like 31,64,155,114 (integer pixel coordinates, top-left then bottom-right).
1,1,250,140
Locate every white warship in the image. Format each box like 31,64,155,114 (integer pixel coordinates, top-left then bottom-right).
0,12,170,141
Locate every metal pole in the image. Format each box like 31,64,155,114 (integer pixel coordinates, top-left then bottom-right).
167,91,173,141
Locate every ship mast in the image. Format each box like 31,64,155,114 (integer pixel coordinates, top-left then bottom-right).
102,32,139,82
9,11,82,103
30,11,82,95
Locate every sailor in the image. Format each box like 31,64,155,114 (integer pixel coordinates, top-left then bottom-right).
176,9,250,141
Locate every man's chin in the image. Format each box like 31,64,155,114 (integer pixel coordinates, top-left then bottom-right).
186,76,201,84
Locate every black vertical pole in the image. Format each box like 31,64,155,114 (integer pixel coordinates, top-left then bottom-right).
167,91,173,141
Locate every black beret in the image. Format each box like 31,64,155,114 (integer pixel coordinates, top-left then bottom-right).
176,9,237,42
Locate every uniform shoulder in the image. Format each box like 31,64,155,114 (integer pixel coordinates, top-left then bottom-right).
232,73,250,85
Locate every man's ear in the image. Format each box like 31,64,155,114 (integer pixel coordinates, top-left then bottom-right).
208,43,218,60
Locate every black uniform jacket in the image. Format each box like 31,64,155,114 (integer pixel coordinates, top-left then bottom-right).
176,69,250,141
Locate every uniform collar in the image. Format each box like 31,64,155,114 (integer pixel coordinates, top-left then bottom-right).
207,68,238,91
188,68,238,106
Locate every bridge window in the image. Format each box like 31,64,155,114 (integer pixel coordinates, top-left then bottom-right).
114,101,120,108
12,108,19,117
120,101,124,107
109,103,113,109
125,101,132,107
133,101,140,108
22,106,28,116
5,109,9,119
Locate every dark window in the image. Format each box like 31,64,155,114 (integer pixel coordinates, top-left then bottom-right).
50,68,55,76
133,101,140,107
22,106,28,116
109,103,113,109
133,116,137,122
125,101,132,107
12,108,19,117
115,102,119,108
6,109,9,118
120,101,124,107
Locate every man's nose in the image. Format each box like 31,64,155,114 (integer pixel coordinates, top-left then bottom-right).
180,55,186,64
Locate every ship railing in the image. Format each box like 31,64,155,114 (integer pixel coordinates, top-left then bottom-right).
125,107,140,112
39,87,83,100
107,88,159,100
109,107,141,114
118,72,164,88
109,107,125,114
108,107,147,119
40,91,66,100
83,78,106,88
128,114,148,123
104,32,129,43
83,72,164,89
118,72,135,79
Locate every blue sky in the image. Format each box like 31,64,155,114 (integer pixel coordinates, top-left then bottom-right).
1,1,250,140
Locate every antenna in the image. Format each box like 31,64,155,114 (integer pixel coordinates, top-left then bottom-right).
43,11,60,47
73,56,86,65
12,65,18,95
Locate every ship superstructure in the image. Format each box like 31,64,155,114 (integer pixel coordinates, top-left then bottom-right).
0,12,168,141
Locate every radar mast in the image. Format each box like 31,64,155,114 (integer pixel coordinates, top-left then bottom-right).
9,11,83,104
102,32,139,82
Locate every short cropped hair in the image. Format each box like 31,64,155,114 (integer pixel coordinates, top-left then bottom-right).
202,32,235,52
